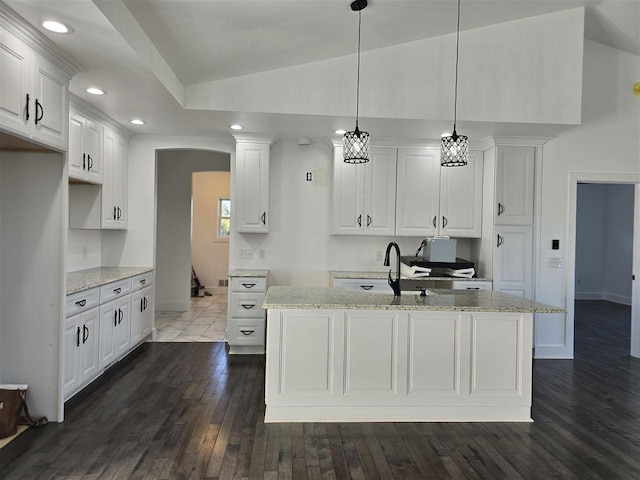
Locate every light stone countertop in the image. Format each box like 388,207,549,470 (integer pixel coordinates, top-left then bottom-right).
229,269,269,278
263,286,563,313
67,267,154,295
330,271,492,281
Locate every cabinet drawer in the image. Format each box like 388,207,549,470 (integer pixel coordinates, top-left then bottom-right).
227,319,265,345
229,293,265,318
230,277,266,293
452,280,493,290
66,288,100,318
100,278,132,304
131,271,153,292
333,278,391,293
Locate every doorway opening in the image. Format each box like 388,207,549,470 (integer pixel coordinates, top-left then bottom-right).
574,183,635,358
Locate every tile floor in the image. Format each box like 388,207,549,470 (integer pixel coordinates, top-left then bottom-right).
154,294,227,342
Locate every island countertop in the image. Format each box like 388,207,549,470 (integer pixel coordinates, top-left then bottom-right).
262,286,563,313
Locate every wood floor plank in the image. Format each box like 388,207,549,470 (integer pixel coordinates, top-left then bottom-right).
1,301,638,480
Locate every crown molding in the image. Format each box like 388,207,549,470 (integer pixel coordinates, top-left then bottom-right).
231,133,277,144
0,2,85,77
70,94,133,139
478,135,551,150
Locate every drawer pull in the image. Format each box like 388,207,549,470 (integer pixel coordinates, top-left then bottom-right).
241,304,256,309
114,287,122,294
140,279,146,285
241,283,256,289
465,287,480,290
360,285,374,291
240,329,255,336
75,299,87,307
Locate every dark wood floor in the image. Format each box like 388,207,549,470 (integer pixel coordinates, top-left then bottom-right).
1,300,639,479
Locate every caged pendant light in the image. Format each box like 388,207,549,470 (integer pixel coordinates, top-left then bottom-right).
441,0,468,167
343,0,370,164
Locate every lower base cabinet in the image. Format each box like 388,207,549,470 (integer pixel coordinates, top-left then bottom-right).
63,307,100,400
64,270,154,401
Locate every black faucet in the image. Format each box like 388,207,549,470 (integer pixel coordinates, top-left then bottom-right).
384,242,402,296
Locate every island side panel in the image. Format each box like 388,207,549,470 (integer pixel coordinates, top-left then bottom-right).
265,308,533,422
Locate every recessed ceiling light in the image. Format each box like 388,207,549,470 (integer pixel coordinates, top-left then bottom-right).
334,129,346,135
229,124,243,130
86,87,106,95
130,119,145,125
42,20,73,34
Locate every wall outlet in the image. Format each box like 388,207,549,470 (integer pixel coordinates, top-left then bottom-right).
240,249,253,259
259,249,265,259
82,246,87,260
376,250,384,262
548,257,563,268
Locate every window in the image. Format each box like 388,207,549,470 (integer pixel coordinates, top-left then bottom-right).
218,198,231,237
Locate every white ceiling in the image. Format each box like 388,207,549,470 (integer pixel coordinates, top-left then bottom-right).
5,0,640,141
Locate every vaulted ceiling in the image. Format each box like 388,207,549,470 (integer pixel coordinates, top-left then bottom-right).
5,0,640,141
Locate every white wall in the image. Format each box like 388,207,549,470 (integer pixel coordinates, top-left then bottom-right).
603,184,635,304
67,229,101,272
192,171,230,292
187,9,584,127
575,184,606,297
535,41,640,358
155,149,230,311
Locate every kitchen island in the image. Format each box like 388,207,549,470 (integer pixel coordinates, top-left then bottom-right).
263,287,562,423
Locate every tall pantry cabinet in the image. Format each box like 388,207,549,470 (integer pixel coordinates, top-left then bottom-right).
477,138,546,300
0,2,81,422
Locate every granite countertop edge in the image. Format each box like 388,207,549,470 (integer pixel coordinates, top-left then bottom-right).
67,266,154,295
262,286,564,314
229,269,269,278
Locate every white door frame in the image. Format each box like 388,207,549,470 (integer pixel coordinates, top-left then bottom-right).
567,172,640,358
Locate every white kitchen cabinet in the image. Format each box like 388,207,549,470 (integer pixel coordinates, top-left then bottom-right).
63,306,100,401
332,278,392,293
331,146,397,236
69,109,103,183
101,127,128,229
228,273,268,354
395,149,483,237
131,286,153,347
493,226,533,299
99,293,131,371
452,280,493,290
495,146,535,225
0,23,70,151
234,139,271,233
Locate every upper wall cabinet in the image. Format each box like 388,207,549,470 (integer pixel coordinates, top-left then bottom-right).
69,109,103,183
331,146,397,236
233,134,274,234
495,146,535,225
0,23,71,151
396,149,483,238
101,127,128,229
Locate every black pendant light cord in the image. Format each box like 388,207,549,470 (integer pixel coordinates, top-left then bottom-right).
355,9,362,130
452,0,461,134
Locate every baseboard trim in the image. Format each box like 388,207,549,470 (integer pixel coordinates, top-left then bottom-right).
155,302,190,312
603,293,632,306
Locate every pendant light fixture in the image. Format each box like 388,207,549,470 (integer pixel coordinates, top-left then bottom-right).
343,0,370,164
441,0,468,167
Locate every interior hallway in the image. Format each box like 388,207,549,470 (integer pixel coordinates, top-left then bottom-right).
155,294,228,342
0,300,638,479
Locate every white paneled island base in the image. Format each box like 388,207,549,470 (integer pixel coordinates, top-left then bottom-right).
263,287,562,423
